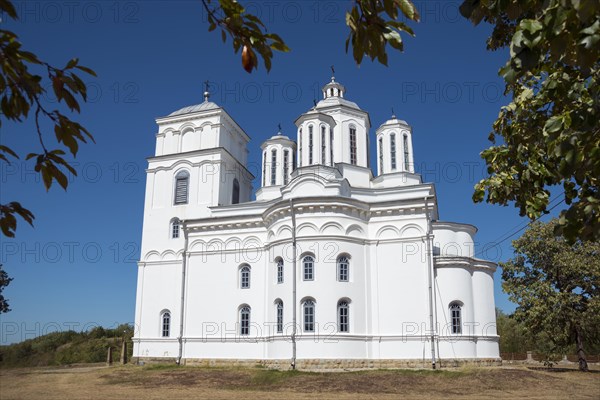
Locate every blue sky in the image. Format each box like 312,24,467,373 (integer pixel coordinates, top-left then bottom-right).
0,1,563,344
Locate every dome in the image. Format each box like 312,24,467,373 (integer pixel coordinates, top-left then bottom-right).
378,115,409,129
169,100,219,116
315,96,361,111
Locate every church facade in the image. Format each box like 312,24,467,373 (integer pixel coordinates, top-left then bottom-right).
132,76,500,368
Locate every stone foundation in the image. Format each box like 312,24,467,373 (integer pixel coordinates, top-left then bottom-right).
131,357,502,370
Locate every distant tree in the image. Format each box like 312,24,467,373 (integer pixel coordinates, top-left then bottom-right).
0,264,13,313
462,0,600,243
495,308,531,353
501,219,600,371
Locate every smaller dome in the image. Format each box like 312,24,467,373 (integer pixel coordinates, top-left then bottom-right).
322,76,345,99
378,116,409,129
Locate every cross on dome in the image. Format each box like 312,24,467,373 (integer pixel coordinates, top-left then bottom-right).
203,80,210,102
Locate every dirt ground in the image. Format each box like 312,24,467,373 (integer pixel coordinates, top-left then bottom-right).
1,364,599,400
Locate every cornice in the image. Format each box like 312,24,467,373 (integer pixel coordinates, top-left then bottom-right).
434,255,497,273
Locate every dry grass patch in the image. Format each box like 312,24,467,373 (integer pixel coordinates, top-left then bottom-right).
1,364,598,400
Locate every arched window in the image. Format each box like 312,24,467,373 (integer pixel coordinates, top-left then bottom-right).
276,259,284,284
450,303,462,334
303,255,314,281
174,171,189,205
232,178,240,204
378,137,384,174
308,125,314,165
349,126,357,165
390,133,397,170
403,134,410,171
338,301,349,333
298,128,302,167
240,306,251,335
161,311,170,337
283,150,289,185
262,151,266,186
329,128,334,166
276,300,283,333
270,149,277,185
303,299,315,332
171,218,180,239
240,265,250,289
337,256,349,282
321,125,326,164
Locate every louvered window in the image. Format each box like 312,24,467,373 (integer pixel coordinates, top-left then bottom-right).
174,171,189,205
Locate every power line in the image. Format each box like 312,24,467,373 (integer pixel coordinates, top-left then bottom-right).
474,195,566,258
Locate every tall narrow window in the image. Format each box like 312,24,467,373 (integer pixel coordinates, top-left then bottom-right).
329,128,334,166
276,301,283,333
283,150,289,185
270,149,277,185
161,311,170,337
321,126,326,164
450,303,462,334
349,127,357,165
240,265,250,289
240,306,250,335
262,151,266,186
338,301,349,333
232,178,240,204
174,171,189,204
171,218,180,239
390,133,397,170
303,255,314,281
303,300,315,332
308,126,314,165
298,128,302,167
277,259,284,284
378,137,384,174
403,134,410,171
337,256,349,282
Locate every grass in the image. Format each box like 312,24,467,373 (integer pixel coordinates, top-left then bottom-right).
1,363,598,399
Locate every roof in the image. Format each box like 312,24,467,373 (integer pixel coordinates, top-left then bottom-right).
315,96,362,111
168,101,219,116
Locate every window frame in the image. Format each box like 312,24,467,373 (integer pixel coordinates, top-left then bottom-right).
240,305,251,336
349,126,357,165
298,128,302,167
303,299,315,332
403,134,410,171
276,300,283,333
450,302,462,334
240,265,251,289
161,311,171,337
283,150,289,185
378,137,384,174
338,301,349,333
337,256,349,282
302,255,314,281
276,259,284,284
270,149,277,185
308,125,314,165
321,125,326,164
171,218,180,239
390,133,397,171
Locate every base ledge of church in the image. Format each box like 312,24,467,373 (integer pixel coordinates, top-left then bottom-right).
131,357,502,370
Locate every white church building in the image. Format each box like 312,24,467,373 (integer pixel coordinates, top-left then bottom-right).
132,75,501,369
